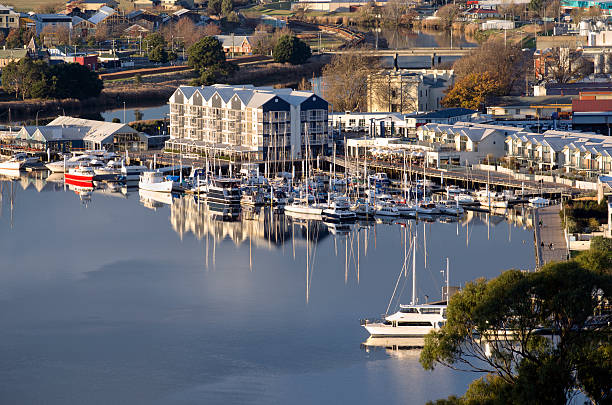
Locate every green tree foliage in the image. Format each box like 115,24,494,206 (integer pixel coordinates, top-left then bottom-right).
148,44,169,63
187,36,236,86
420,247,612,405
143,32,166,53
273,35,312,65
441,72,503,110
561,199,608,233
208,0,222,15
221,0,234,15
0,59,102,100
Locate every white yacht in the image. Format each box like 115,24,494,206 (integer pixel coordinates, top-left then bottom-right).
323,196,357,223
416,200,440,215
0,153,38,170
394,199,417,216
95,160,123,177
475,190,509,209
529,196,550,207
362,303,447,337
138,171,174,193
352,199,376,218
207,177,242,206
454,193,476,205
121,165,148,182
46,154,94,173
437,200,465,216
285,196,325,216
375,202,399,217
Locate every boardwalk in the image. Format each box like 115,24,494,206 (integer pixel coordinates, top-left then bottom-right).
534,204,569,267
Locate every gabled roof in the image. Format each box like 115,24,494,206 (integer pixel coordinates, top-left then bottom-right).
88,6,115,24
47,116,136,143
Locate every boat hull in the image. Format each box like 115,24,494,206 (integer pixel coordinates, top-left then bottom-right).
139,180,174,193
0,161,24,170
65,173,94,182
363,323,435,337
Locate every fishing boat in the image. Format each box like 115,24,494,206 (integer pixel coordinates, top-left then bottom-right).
138,170,174,193
323,196,356,223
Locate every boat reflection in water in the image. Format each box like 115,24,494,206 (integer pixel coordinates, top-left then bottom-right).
361,337,426,359
139,189,176,210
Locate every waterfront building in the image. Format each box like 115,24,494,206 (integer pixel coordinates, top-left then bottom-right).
417,122,514,162
14,117,150,152
405,108,479,128
330,112,408,137
366,69,454,114
167,84,329,161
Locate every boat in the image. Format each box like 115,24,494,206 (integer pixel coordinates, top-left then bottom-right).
375,202,399,217
139,189,174,209
138,170,174,193
94,160,124,178
352,199,376,218
0,153,37,170
475,190,509,209
437,200,464,216
285,196,325,215
395,199,416,217
529,196,549,207
207,177,242,206
121,165,148,182
241,191,264,206
454,193,476,205
416,200,440,215
361,303,447,337
323,196,357,223
272,190,289,206
368,172,391,187
46,154,94,173
65,166,95,183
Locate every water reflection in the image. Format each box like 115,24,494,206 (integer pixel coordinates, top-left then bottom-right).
374,28,478,49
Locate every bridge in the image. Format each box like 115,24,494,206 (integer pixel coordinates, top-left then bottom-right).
326,47,473,57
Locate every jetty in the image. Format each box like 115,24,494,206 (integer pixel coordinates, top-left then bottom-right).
534,204,569,267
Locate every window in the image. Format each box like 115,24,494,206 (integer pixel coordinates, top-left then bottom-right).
399,307,418,313
397,322,433,326
419,308,440,314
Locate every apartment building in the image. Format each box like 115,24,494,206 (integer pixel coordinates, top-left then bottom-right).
0,4,19,31
167,84,329,161
366,69,454,114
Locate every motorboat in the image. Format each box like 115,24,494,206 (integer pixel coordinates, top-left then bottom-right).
46,154,94,173
375,202,399,217
368,172,390,187
121,165,148,182
207,177,242,206
0,153,38,170
437,200,464,216
285,196,325,216
138,170,174,193
361,303,447,337
454,193,476,205
529,197,550,207
416,200,440,215
65,166,95,183
272,190,288,206
323,196,357,223
95,160,124,178
394,199,416,217
475,190,509,209
352,199,376,218
241,191,264,206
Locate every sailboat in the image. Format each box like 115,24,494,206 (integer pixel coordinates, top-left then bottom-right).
361,235,448,337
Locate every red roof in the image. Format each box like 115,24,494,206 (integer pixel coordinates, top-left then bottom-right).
573,99,612,112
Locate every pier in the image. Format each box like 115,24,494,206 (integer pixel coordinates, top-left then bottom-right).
534,204,569,268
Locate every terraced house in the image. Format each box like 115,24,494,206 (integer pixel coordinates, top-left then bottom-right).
167,84,329,161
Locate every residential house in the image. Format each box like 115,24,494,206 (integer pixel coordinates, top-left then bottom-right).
31,13,73,34
124,23,150,37
0,4,20,32
0,48,27,68
132,0,161,8
161,0,195,10
66,0,118,14
215,35,253,56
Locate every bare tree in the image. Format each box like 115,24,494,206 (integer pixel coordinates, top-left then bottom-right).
545,48,589,83
436,4,461,30
382,0,409,27
322,50,380,112
368,72,419,113
41,25,71,46
202,23,221,36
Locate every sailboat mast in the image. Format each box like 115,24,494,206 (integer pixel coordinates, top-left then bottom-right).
412,234,416,305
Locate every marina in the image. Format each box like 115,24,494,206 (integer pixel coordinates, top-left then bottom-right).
0,169,538,404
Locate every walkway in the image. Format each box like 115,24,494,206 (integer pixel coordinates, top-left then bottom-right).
534,204,568,267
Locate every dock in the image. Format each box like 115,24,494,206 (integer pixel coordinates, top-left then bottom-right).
534,204,569,268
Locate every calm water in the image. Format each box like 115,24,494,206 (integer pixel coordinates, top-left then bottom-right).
0,174,536,404
101,104,170,123
374,28,478,50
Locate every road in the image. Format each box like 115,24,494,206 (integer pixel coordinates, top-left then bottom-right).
534,204,569,267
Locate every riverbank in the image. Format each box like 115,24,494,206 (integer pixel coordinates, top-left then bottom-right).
0,55,330,124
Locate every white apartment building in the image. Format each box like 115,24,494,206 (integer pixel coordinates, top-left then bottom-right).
167,84,329,161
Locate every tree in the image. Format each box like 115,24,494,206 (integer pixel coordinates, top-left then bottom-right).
187,36,236,85
322,50,379,112
5,28,34,49
49,63,103,100
143,32,166,53
1,58,49,100
202,23,221,36
94,24,111,43
442,72,503,110
273,35,311,65
452,39,526,95
436,4,461,30
382,0,413,26
41,25,70,46
149,44,169,63
420,248,612,404
543,48,589,83
222,0,234,15
208,0,222,15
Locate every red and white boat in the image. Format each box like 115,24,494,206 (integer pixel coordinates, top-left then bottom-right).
65,166,95,185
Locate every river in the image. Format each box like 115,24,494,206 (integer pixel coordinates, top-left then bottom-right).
0,173,536,404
